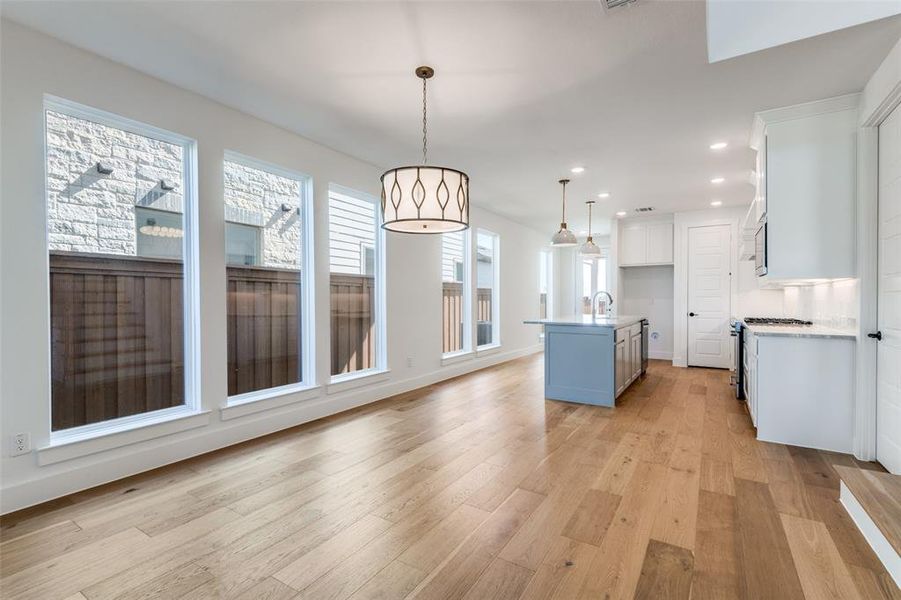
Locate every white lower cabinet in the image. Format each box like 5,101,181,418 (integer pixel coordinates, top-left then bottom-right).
750,334,853,453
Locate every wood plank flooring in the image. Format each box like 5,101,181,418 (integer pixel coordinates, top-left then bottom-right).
1,355,897,600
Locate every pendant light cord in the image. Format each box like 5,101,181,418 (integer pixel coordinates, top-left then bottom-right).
561,180,568,223
422,76,428,165
588,202,593,237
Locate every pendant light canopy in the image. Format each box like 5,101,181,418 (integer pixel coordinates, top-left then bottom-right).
380,66,469,234
551,179,578,246
580,200,602,257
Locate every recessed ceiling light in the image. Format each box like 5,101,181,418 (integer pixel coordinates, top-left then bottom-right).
597,192,610,199
709,142,728,150
710,200,723,207
616,211,627,217
571,167,585,174
710,177,725,184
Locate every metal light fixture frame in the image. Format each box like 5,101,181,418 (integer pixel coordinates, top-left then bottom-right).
380,66,470,234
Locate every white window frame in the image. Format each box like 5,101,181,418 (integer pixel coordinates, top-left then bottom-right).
574,247,610,315
442,228,473,360
539,250,553,340
476,228,501,351
327,184,388,387
43,95,202,448
222,151,317,409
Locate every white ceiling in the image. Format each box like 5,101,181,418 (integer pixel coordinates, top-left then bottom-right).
3,1,900,236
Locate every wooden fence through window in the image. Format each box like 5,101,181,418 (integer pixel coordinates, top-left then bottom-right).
49,252,495,430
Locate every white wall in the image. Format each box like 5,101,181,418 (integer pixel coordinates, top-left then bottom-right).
620,266,674,360
0,20,547,513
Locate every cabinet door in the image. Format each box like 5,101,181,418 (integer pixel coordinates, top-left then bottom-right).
620,225,647,265
646,223,673,264
631,334,642,379
615,340,626,395
756,137,767,223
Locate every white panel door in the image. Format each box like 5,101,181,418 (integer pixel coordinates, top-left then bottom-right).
687,225,732,368
877,103,901,474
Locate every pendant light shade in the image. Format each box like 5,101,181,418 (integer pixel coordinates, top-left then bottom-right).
551,179,578,247
381,66,470,233
580,200,602,257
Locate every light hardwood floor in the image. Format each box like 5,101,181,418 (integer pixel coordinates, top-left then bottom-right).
1,356,898,600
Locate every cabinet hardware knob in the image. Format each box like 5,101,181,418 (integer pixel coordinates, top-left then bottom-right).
867,331,882,341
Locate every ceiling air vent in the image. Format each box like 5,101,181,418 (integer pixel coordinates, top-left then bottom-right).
634,207,655,213
603,0,637,10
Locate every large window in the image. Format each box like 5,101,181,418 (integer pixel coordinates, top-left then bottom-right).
442,230,471,355
578,252,608,314
223,153,312,400
476,229,500,348
329,186,385,378
45,98,198,435
539,250,553,320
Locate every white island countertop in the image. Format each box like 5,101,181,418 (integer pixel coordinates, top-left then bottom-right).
523,315,645,328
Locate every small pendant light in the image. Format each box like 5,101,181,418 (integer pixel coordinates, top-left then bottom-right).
580,200,602,257
380,66,469,233
551,179,578,246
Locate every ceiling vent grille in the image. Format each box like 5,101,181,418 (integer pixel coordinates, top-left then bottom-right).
634,207,655,213
603,0,637,10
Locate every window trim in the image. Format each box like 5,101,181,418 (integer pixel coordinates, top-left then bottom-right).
43,95,201,448
442,228,473,358
328,183,387,382
476,228,501,349
222,150,317,406
539,250,553,340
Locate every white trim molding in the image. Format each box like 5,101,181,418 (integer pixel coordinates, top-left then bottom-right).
854,37,901,461
840,482,901,587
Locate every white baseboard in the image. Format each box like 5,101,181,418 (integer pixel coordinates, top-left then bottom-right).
649,351,673,361
840,481,901,588
1,344,543,514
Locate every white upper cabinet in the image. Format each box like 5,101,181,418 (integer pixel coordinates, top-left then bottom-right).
750,95,858,282
618,220,673,266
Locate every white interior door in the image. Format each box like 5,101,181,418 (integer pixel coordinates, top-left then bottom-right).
877,102,901,474
687,224,732,368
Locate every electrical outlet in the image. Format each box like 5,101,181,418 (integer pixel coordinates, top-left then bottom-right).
10,432,30,457
406,357,414,368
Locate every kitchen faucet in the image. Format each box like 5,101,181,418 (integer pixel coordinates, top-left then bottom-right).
591,291,614,321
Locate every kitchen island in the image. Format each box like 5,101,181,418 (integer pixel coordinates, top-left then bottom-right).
524,315,648,407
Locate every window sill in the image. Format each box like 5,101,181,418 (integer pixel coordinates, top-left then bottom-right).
39,407,210,466
221,383,322,421
442,350,474,366
327,368,391,395
476,343,503,356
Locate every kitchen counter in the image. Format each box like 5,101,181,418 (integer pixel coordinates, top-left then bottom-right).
524,315,647,407
740,320,856,340
523,315,645,328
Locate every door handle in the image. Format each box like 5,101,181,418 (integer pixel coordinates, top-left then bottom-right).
867,331,883,341
688,312,696,317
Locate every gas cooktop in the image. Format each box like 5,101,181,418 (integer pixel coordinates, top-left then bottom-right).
743,317,813,326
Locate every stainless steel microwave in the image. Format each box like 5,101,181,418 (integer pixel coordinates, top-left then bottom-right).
755,219,767,276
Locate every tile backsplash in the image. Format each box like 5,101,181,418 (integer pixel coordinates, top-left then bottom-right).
782,278,859,331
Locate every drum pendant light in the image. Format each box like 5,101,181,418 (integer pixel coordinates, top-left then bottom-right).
380,66,469,233
551,179,578,246
580,200,602,257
